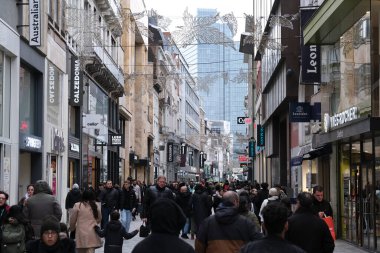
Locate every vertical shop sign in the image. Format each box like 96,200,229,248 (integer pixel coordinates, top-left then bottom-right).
70,56,83,106
29,0,41,46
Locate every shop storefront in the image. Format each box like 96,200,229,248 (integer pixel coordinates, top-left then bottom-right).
305,1,380,250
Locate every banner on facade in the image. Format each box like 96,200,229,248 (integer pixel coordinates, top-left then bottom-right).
47,64,59,106
289,102,311,122
301,9,320,84
69,56,83,106
29,0,41,46
257,124,265,146
109,134,123,146
167,142,173,162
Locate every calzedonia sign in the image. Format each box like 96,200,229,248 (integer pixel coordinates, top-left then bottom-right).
29,0,41,46
323,107,359,132
69,56,83,106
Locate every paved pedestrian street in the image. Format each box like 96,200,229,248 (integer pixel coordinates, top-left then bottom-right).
95,216,369,253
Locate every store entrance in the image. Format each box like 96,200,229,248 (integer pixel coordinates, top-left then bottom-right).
340,139,379,251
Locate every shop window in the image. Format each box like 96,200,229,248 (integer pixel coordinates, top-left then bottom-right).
0,51,11,138
19,66,40,135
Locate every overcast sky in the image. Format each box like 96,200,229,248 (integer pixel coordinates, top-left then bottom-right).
143,0,253,40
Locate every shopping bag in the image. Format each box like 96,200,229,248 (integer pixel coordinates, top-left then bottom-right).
139,222,150,238
322,215,336,240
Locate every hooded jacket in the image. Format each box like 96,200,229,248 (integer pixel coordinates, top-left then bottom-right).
23,181,62,238
132,199,194,253
195,202,263,253
95,220,138,253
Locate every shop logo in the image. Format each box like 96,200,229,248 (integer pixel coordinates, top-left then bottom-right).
29,0,41,46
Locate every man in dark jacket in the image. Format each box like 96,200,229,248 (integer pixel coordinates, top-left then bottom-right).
286,192,335,253
99,180,120,229
132,198,195,253
120,180,137,232
175,183,193,239
240,202,306,253
192,184,212,236
195,191,263,253
141,176,173,226
311,185,333,218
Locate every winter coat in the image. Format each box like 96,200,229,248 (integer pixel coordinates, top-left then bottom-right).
65,189,82,209
99,188,120,209
23,193,62,238
132,234,194,253
132,198,194,253
142,185,174,219
25,238,76,253
240,235,306,253
1,219,26,253
311,198,333,217
195,203,263,253
120,188,137,211
95,220,138,253
286,207,335,253
0,205,10,225
69,201,102,249
192,187,212,228
175,191,193,217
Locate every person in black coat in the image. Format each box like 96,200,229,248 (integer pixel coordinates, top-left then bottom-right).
26,215,76,253
286,192,335,253
98,180,120,229
141,176,174,227
192,184,212,235
240,202,305,253
120,181,137,232
311,185,333,218
132,198,194,253
65,184,82,210
254,182,269,223
175,183,193,239
95,211,138,253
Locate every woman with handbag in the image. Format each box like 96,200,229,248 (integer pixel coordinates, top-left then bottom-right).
69,189,102,253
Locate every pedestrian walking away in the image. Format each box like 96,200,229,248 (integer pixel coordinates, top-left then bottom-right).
95,210,138,253
132,198,195,253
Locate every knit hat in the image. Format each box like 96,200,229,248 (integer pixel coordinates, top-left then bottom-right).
40,215,60,237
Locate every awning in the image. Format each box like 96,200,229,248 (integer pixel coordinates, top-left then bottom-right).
313,117,380,147
303,0,367,44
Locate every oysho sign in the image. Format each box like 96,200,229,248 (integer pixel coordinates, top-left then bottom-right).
48,65,56,105
324,107,359,132
29,0,41,46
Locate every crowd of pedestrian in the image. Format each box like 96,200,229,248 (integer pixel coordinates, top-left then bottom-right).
0,176,335,253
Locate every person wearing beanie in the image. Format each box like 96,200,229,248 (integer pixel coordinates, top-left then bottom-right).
23,180,62,238
132,198,195,253
26,215,75,253
94,210,138,253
